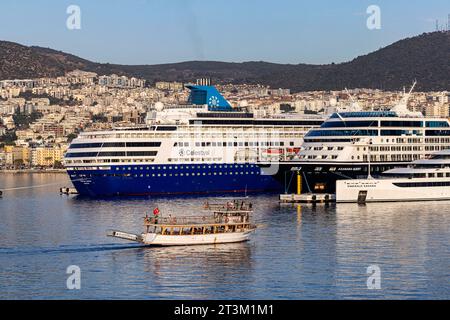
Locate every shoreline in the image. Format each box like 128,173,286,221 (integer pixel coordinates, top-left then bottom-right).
0,169,67,174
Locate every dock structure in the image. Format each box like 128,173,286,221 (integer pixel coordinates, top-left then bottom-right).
280,169,335,203
279,193,336,204
59,187,78,195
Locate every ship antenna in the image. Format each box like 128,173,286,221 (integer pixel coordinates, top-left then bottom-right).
367,138,373,179
400,80,416,105
345,88,362,111
391,80,417,116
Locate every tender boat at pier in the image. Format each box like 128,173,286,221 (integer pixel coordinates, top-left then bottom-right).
107,203,256,246
336,150,450,203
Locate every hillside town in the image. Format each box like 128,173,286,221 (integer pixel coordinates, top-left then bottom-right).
0,70,449,170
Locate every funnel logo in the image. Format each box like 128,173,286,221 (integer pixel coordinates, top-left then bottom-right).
209,96,219,107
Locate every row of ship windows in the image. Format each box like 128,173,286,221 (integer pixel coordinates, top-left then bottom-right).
70,141,298,149
73,171,260,178
303,155,339,160
308,146,345,151
302,154,423,161
167,157,262,162
82,131,307,140
66,158,156,164
380,138,450,144
393,181,450,188
321,120,450,128
304,138,450,143
69,142,162,149
111,164,257,171
372,146,422,151
304,138,450,146
67,157,261,164
306,130,450,137
188,119,324,126
329,112,397,118
352,154,421,161
65,151,158,158
176,141,296,147
307,146,448,152
388,173,450,178
309,146,424,152
371,146,449,152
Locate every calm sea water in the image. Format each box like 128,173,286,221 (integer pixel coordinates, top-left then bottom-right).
0,173,449,299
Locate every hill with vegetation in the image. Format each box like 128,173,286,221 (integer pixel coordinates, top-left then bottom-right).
0,31,448,92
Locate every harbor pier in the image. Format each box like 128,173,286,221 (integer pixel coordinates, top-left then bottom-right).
280,169,335,203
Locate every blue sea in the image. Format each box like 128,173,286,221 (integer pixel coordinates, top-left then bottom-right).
0,173,449,299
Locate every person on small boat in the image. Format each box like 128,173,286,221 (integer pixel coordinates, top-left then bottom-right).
153,207,160,224
168,214,176,224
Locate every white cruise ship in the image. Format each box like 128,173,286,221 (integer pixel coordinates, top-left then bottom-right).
291,96,450,193
336,150,450,202
63,85,324,197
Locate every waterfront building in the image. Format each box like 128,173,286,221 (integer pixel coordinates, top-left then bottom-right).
155,81,184,91
0,150,5,167
32,146,66,167
2,145,29,167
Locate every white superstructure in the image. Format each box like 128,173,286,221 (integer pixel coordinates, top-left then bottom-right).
63,87,324,197
336,150,450,202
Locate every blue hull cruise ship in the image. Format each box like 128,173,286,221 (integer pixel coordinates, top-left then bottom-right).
64,85,324,197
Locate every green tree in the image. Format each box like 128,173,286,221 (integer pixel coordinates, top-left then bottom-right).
53,160,64,169
13,159,24,169
0,131,17,145
67,133,78,142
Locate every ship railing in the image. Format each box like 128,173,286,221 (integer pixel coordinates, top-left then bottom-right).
203,202,253,212
144,221,256,236
144,214,250,226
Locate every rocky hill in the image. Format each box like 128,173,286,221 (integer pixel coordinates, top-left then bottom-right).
0,31,448,92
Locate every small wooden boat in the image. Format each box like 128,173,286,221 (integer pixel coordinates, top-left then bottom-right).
107,207,256,246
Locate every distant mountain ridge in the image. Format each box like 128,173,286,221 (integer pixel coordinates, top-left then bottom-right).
0,31,449,92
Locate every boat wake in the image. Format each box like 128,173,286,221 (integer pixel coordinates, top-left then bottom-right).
0,243,144,256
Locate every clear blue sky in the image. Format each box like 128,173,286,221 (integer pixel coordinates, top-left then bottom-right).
0,0,448,65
